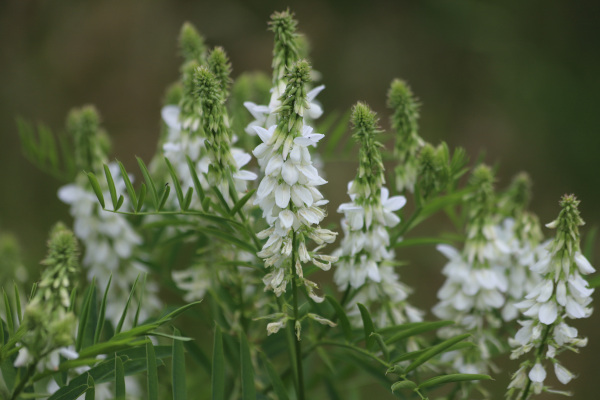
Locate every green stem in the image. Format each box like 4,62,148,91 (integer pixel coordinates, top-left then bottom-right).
291,231,305,400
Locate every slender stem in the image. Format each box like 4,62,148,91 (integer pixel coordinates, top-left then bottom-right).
290,231,305,400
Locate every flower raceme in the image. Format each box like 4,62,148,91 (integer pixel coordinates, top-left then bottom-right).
507,194,594,398
253,60,337,303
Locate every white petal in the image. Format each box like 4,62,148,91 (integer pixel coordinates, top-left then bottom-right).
383,195,407,212
537,280,554,303
265,155,283,176
161,105,181,130
234,152,252,168
554,363,573,384
539,302,558,325
529,363,546,383
556,281,567,306
278,210,295,229
253,126,274,143
275,184,291,208
281,161,299,185
306,85,325,102
234,170,257,181
437,244,460,260
575,252,595,274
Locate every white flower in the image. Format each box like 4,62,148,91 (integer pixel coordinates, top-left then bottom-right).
554,363,574,384
529,363,546,383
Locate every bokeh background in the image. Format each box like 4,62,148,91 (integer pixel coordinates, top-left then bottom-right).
1,0,598,398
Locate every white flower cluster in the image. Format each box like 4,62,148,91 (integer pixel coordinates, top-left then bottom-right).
493,217,544,321
334,185,422,325
507,195,594,398
253,123,336,298
58,165,162,325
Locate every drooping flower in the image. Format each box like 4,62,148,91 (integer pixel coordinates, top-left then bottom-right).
506,194,594,399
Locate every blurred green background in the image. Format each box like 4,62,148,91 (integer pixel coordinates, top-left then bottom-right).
1,0,599,398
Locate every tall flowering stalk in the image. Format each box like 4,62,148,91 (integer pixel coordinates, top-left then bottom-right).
507,195,594,399
244,10,324,139
14,223,79,372
433,165,507,378
253,60,337,309
334,103,421,326
388,79,424,193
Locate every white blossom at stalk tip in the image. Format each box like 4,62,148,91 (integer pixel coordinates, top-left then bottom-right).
58,164,162,325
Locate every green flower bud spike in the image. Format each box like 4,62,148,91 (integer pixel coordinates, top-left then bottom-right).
179,22,207,65
67,105,110,173
195,66,236,185
208,46,233,100
464,164,496,265
349,102,385,202
387,79,424,193
269,10,300,97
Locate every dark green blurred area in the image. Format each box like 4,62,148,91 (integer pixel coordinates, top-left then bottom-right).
1,0,599,398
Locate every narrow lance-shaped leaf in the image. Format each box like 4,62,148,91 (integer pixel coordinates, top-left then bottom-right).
240,331,256,400
103,164,119,211
87,173,105,209
13,283,22,325
183,187,194,211
230,189,256,217
384,321,454,345
117,161,137,210
159,184,171,211
94,274,112,344
186,155,206,208
417,373,492,390
357,303,376,349
136,183,146,213
404,333,471,374
136,156,159,210
146,338,158,400
172,328,187,400
115,275,140,334
85,374,95,400
76,279,96,352
211,326,225,400
165,157,185,209
326,295,352,342
115,356,125,400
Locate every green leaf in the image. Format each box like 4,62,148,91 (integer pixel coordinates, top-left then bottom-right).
165,157,185,209
186,155,206,208
115,195,124,212
2,289,14,334
87,173,105,209
117,161,137,210
136,156,159,210
13,283,22,325
183,187,194,210
391,380,417,392
390,341,475,364
240,331,256,400
370,333,389,362
115,356,125,400
159,184,171,211
357,303,376,349
115,275,140,334
48,384,89,400
103,164,118,211
417,373,492,390
326,295,353,342
76,280,96,352
136,183,147,213
393,237,455,248
146,339,158,400
404,333,471,374
94,275,112,344
260,352,289,400
211,326,225,400
172,328,187,400
211,186,231,214
85,375,95,400
230,189,256,216
384,321,454,345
